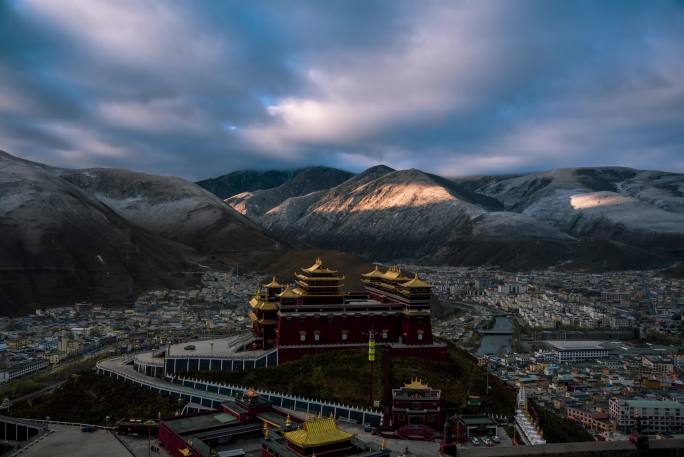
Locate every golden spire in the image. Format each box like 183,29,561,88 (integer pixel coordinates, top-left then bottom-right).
285,414,292,426
381,438,386,449
263,421,269,438
263,276,282,288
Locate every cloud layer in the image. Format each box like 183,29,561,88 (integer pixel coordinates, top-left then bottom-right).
1,0,683,179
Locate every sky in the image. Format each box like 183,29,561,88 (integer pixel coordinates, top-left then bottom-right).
1,0,683,180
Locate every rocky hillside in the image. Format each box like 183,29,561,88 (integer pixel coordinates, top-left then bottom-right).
236,164,683,270
455,167,684,258
59,168,283,255
0,151,283,314
196,169,299,200
259,167,574,265
225,166,353,218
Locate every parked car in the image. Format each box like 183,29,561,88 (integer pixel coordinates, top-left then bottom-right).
481,437,491,446
81,425,95,433
492,435,501,443
470,437,480,446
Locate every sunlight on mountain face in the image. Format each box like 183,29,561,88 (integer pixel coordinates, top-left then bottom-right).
315,181,459,214
570,193,629,210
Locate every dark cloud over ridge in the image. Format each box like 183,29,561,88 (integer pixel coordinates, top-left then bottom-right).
0,0,683,179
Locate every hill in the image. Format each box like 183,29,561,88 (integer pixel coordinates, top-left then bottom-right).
235,164,683,271
225,166,354,218
196,169,299,200
0,151,285,314
189,346,516,417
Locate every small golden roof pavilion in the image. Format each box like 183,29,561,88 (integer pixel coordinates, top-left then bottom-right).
284,416,354,449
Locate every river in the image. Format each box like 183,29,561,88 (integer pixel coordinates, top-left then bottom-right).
476,316,513,356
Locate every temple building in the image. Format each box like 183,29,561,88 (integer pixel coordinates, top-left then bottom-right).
135,258,446,379
159,388,297,457
390,379,443,440
245,258,446,361
250,277,283,349
261,416,390,457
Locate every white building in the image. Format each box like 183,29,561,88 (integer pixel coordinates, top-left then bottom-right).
609,398,684,433
544,340,609,363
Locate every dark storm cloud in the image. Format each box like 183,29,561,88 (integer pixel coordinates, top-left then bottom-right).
0,0,682,179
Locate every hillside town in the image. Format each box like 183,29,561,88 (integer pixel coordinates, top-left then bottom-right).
0,272,259,383
412,264,684,439
2,264,683,444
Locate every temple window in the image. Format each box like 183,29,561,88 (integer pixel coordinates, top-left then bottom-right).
314,330,321,341
417,330,424,341
382,329,388,339
341,330,348,341
299,331,307,342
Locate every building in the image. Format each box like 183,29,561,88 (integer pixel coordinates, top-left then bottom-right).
135,259,446,377
0,359,50,383
249,278,282,349
608,398,684,434
252,259,445,361
454,416,498,442
543,341,610,363
391,379,442,439
565,407,615,432
159,388,294,457
261,415,390,457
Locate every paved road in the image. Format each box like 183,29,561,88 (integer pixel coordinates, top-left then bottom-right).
22,424,131,457
98,357,232,404
9,380,67,406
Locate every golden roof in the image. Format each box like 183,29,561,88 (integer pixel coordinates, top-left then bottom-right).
404,378,430,390
276,286,300,299
284,416,353,448
302,257,338,274
249,296,279,311
295,272,345,281
361,265,385,278
399,273,431,289
382,265,409,281
245,387,258,398
263,276,283,288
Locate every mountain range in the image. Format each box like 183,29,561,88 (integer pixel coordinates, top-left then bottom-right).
218,164,684,271
2,148,682,314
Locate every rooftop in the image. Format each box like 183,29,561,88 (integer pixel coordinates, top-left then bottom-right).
284,416,354,448
544,340,608,351
165,411,238,435
624,399,683,409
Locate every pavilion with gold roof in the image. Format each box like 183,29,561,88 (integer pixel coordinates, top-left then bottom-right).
261,415,390,457
247,257,445,361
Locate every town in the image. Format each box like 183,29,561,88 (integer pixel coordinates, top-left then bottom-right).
2,263,682,451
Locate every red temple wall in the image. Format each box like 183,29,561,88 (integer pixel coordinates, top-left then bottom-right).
158,422,200,457
276,314,423,346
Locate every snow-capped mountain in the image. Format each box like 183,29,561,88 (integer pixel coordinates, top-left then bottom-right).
0,151,282,314
224,165,683,270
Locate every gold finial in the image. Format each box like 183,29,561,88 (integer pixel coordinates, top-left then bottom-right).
263,421,269,438
380,438,386,449
315,257,322,264
285,414,292,426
